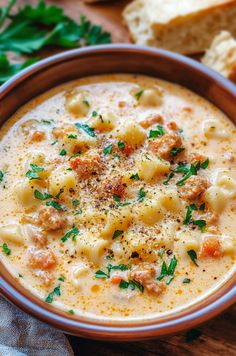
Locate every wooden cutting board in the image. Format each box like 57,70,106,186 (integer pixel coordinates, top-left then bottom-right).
0,0,235,355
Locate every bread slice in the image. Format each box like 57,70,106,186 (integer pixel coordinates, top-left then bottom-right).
123,0,236,54
202,31,236,82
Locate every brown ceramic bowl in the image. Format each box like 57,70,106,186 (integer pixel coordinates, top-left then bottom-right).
0,45,236,340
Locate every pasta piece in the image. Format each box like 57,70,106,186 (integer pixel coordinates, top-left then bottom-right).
15,179,37,208
215,171,236,198
71,263,90,287
101,208,132,238
160,188,183,213
0,224,27,245
65,90,91,117
137,154,170,182
48,166,77,196
76,233,109,264
204,186,226,212
114,120,146,147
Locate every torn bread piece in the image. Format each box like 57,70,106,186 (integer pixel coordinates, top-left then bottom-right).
202,31,236,82
123,0,236,54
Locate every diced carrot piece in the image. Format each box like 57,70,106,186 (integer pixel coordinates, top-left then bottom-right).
110,276,122,285
30,131,45,142
201,237,222,258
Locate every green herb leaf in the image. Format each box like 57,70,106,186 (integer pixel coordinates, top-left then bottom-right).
199,203,206,211
184,204,197,224
75,123,96,137
163,172,174,185
119,279,144,293
2,242,11,255
68,309,75,315
201,158,209,169
46,201,64,210
149,125,165,138
72,199,79,207
192,219,206,232
130,173,140,181
184,204,206,231
61,226,79,242
26,164,44,180
112,230,123,240
55,188,64,199
176,161,200,186
137,187,146,202
170,147,185,156
103,144,113,155
68,134,77,139
134,90,144,100
117,141,125,149
34,189,52,201
157,256,178,283
45,284,61,303
92,111,98,117
0,170,4,182
119,280,130,289
167,255,177,275
59,149,67,156
113,194,131,207
183,278,191,284
58,276,65,282
95,270,109,279
187,249,198,267
82,99,90,107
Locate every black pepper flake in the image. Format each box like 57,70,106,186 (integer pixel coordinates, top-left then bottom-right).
131,251,139,258
166,249,173,256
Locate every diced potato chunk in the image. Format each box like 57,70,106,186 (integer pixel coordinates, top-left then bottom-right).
221,236,235,255
76,233,108,264
0,224,26,245
137,154,170,182
15,179,36,208
65,90,90,117
89,110,118,132
102,208,132,238
138,87,163,107
137,198,164,225
204,186,228,212
63,130,97,153
115,120,146,147
203,120,227,139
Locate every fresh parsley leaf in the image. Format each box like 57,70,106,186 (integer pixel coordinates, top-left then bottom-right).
72,199,79,207
137,187,146,202
184,204,197,224
41,119,54,125
192,219,206,232
75,123,96,137
45,284,61,303
130,173,140,181
117,141,125,149
199,203,206,211
61,226,79,242
51,140,58,146
187,249,198,267
0,170,4,182
176,161,200,186
167,255,177,275
184,204,206,231
68,134,77,139
103,144,113,155
82,99,90,107
112,230,123,240
183,278,191,284
149,125,165,138
2,242,11,255
107,264,131,274
163,172,174,185
157,261,168,281
95,270,109,279
134,90,144,100
170,147,185,156
26,164,44,180
18,273,24,278
92,111,98,117
59,149,67,156
113,194,131,207
34,189,52,201
46,201,64,210
201,158,209,169
55,188,64,199
68,309,75,315
166,276,175,285
119,279,144,293
157,256,178,284
119,280,130,289
58,276,65,282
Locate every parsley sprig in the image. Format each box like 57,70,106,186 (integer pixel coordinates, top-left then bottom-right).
61,226,79,242
95,264,131,279
26,164,44,180
184,204,206,232
45,284,61,303
157,255,177,285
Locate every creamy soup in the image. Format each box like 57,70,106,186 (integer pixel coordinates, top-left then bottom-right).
0,74,235,320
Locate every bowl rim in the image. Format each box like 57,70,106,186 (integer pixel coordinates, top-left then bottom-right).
0,44,236,340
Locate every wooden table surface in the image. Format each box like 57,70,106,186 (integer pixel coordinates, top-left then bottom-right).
0,0,235,354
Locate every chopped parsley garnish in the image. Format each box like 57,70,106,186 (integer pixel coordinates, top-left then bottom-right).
92,111,98,117
41,119,53,125
68,309,75,315
75,123,96,137
158,248,165,258
157,255,177,284
163,172,174,185
117,141,125,149
137,187,146,202
55,188,64,200
184,204,206,232
61,226,79,242
58,276,65,282
68,134,77,139
45,284,61,304
113,194,131,207
201,158,209,169
72,199,79,207
112,230,123,239
34,190,52,201
0,170,4,182
170,147,185,156
103,144,113,155
119,279,144,293
149,125,165,138
183,278,191,284
130,173,140,181
26,164,44,180
2,242,11,255
199,203,206,211
18,274,24,278
51,140,58,146
95,264,131,279
175,159,209,186
59,149,67,156
134,89,144,100
82,99,90,107
46,201,64,211
187,250,198,267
